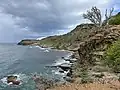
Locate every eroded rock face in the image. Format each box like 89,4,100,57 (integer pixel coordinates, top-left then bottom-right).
77,25,120,65
71,26,120,84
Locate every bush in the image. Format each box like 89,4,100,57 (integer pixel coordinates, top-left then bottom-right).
104,40,120,72
80,70,93,84
109,13,120,25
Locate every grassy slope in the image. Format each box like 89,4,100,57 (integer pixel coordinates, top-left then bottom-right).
39,12,120,50
109,12,120,25
39,24,96,50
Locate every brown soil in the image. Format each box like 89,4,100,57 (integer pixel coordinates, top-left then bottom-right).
48,81,120,90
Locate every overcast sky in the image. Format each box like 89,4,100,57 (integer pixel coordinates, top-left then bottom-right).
0,0,118,43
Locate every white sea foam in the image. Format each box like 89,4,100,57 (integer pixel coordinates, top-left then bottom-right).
35,46,46,50
53,59,69,66
44,50,49,52
35,46,40,48
53,53,73,66
52,69,69,76
29,46,33,48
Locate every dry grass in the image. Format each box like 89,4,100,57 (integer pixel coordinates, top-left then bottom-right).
48,80,120,90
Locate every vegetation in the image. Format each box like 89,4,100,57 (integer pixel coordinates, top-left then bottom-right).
83,7,114,27
18,7,120,49
104,40,120,73
80,69,93,84
83,6,102,27
18,7,120,88
109,12,120,25
39,24,95,50
104,8,114,25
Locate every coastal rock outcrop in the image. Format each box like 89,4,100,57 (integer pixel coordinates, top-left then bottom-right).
18,39,40,45
7,76,20,85
77,25,120,64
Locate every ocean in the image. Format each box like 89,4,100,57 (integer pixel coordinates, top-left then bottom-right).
0,44,71,90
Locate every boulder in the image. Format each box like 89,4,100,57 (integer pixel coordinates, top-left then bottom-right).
7,76,20,85
7,76,17,83
58,65,71,71
12,81,20,85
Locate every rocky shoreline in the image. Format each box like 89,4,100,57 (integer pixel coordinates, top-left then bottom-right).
17,25,120,90
25,46,77,90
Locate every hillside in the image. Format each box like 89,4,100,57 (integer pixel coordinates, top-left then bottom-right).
18,24,96,50
17,13,120,90
18,12,120,50
39,24,97,50
39,12,120,50
109,12,120,25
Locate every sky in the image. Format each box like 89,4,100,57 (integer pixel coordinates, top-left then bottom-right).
0,0,118,43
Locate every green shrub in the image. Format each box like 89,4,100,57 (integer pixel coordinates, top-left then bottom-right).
109,13,120,25
104,40,120,72
80,70,93,84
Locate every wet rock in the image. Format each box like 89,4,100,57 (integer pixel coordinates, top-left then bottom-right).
12,81,20,85
59,70,64,73
7,76,17,83
58,65,71,71
61,57,76,63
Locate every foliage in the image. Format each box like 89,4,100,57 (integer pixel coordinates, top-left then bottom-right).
80,69,93,84
109,12,120,25
104,40,120,73
73,62,93,84
39,24,95,49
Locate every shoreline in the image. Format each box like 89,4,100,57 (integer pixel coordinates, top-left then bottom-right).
25,45,77,90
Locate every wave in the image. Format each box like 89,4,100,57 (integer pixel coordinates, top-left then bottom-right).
35,46,45,50
53,53,73,66
53,59,70,66
44,50,49,52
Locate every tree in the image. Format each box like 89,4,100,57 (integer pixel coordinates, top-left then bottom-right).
83,6,102,27
104,8,114,25
83,7,114,27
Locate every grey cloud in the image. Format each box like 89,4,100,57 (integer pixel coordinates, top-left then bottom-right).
0,0,112,42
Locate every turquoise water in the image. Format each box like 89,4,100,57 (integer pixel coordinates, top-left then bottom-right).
0,44,69,90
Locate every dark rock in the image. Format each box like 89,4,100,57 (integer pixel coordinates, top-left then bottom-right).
46,64,71,71
58,65,71,71
7,76,21,85
61,57,76,63
12,81,20,85
59,70,64,73
66,69,73,77
63,76,74,83
7,76,17,83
